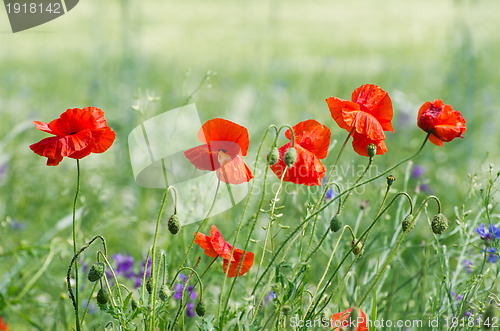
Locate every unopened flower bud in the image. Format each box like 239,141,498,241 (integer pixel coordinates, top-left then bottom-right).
195,301,206,317
88,262,105,282
402,214,415,233
367,143,377,158
284,147,297,167
330,215,342,233
351,239,364,257
431,213,449,234
96,288,109,305
159,284,172,302
168,214,181,235
387,175,396,187
267,147,279,165
146,278,153,294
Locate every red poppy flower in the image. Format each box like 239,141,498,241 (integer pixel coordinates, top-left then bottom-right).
326,84,394,156
184,118,253,185
0,317,10,331
269,120,330,186
194,225,254,277
331,308,368,331
417,99,466,146
30,107,115,166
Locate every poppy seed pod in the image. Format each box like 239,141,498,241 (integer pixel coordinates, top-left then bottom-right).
96,288,109,305
168,214,181,235
330,215,342,232
88,262,105,282
367,143,377,158
351,239,364,257
387,175,396,187
267,147,279,165
402,214,415,233
284,146,297,167
159,284,172,302
431,213,449,234
146,277,153,294
195,301,206,317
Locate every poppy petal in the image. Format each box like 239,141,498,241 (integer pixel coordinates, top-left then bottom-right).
222,248,254,277
342,111,386,141
210,225,235,261
194,232,219,258
197,118,250,156
184,144,221,171
270,143,326,186
285,120,331,159
331,308,368,331
351,84,394,133
326,97,360,131
34,121,56,135
351,132,388,156
48,108,98,136
60,130,93,157
428,133,444,146
217,153,254,185
89,127,116,153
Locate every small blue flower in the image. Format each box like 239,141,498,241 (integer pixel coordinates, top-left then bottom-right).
411,165,425,179
173,273,197,317
475,223,500,241
482,247,498,263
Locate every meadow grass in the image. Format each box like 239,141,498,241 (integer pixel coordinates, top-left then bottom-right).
1,0,499,329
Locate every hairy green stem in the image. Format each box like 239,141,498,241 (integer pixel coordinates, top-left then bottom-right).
72,159,81,331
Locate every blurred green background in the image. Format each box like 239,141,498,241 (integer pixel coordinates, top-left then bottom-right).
1,0,499,328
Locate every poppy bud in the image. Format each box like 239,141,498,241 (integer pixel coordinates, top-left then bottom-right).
367,143,377,158
281,305,291,315
351,239,364,257
330,215,342,232
431,213,449,234
350,308,359,326
402,214,415,233
387,175,396,187
88,262,105,282
267,147,279,165
284,147,297,167
96,288,109,305
195,301,206,317
146,277,153,294
159,284,172,302
168,214,181,235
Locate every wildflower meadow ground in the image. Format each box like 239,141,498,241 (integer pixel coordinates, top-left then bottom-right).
1,0,500,330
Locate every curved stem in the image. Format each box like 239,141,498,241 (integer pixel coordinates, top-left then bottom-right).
97,252,124,308
72,159,81,331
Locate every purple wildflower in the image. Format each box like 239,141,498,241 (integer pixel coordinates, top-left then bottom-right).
186,303,195,317
113,254,135,279
482,247,498,263
475,223,500,241
462,260,473,273
173,273,197,317
411,165,425,179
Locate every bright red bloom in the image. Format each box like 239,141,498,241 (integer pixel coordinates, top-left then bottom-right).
269,120,330,186
194,225,254,277
0,317,10,331
184,118,253,185
326,84,394,156
331,308,368,331
30,107,115,166
417,99,466,146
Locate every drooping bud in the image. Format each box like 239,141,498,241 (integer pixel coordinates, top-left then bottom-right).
146,277,153,294
195,301,206,317
88,262,105,282
267,147,279,165
159,284,172,302
351,239,364,257
402,214,415,233
281,305,291,315
168,214,181,235
431,213,449,234
330,215,342,233
96,288,109,305
284,147,297,167
367,143,377,158
386,175,396,187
